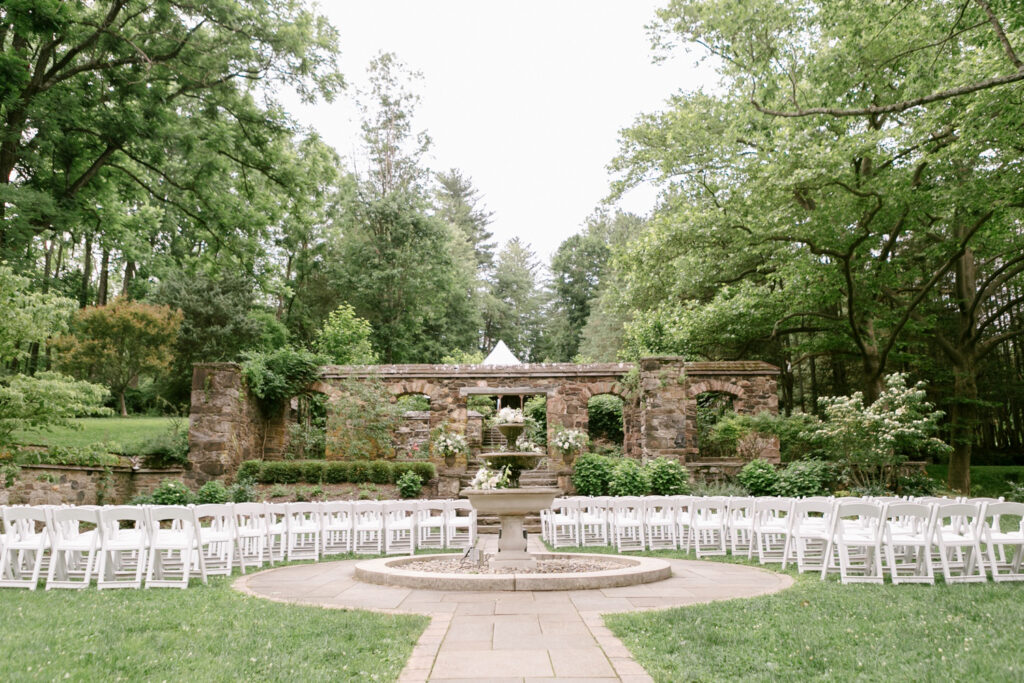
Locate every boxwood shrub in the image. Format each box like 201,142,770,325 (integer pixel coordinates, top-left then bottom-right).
323,461,350,484
368,460,392,484
240,459,436,487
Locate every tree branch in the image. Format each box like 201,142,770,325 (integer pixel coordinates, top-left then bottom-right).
974,0,1022,70
751,69,1024,118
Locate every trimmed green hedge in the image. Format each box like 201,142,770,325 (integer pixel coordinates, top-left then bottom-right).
240,459,436,486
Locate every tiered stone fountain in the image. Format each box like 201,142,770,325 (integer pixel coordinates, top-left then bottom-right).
460,421,561,571
354,420,671,590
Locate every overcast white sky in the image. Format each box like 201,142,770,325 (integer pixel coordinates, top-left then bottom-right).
282,1,715,264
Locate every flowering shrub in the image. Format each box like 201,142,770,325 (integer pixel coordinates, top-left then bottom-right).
470,463,511,490
551,426,587,457
608,458,650,496
491,407,524,425
813,373,951,491
431,424,468,458
737,459,779,496
647,457,690,495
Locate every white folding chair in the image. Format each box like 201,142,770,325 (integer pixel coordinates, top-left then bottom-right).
611,497,646,552
883,502,937,584
689,497,728,557
384,501,418,555
352,502,385,554
0,506,49,589
146,506,207,589
982,502,1024,581
933,503,987,583
825,501,885,584
233,502,271,572
97,506,149,590
321,500,354,556
644,497,677,550
285,503,322,561
726,497,756,557
751,498,793,564
671,495,694,550
193,503,235,576
265,503,289,564
549,498,581,548
784,499,834,572
46,507,101,589
579,497,612,547
415,500,446,550
445,500,477,550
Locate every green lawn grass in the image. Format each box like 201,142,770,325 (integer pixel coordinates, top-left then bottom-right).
0,561,427,682
13,417,176,451
556,545,1024,682
926,464,1024,498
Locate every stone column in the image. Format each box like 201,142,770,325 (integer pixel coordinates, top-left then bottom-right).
186,363,262,488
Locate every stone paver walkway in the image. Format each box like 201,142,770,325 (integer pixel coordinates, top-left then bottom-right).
234,537,793,682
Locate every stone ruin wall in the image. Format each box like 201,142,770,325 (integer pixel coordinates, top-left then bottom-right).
186,358,780,491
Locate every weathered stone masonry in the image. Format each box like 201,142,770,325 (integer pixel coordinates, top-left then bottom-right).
186,357,780,490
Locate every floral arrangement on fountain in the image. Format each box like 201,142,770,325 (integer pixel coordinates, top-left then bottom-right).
491,406,524,426
431,424,467,466
515,434,545,454
469,463,512,490
551,426,587,463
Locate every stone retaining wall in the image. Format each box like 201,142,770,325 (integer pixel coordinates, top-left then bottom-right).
0,465,184,506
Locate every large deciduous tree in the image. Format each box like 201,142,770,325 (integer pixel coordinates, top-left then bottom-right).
56,299,183,415
0,0,342,274
611,0,1024,492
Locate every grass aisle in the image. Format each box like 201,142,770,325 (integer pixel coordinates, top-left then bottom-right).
575,547,1024,682
0,573,427,682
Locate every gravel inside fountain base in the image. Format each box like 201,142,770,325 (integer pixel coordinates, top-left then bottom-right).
401,557,622,575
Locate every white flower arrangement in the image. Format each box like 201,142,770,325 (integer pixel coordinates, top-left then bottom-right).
431,425,467,458
492,407,524,425
552,427,587,456
470,463,511,489
515,434,545,454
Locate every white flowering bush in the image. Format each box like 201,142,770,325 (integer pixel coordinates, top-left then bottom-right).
551,426,587,457
431,424,468,459
491,407,524,425
469,463,511,489
813,373,951,491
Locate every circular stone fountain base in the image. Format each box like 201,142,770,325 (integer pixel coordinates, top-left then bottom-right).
354,552,672,591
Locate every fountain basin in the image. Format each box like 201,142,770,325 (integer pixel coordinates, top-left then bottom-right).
461,486,560,569
354,552,672,591
461,486,560,516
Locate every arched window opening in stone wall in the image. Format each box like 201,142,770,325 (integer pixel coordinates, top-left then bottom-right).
285,393,328,460
392,393,431,459
695,391,737,459
588,394,624,455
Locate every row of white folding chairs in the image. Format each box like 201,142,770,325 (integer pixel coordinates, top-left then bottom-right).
539,495,1024,585
0,499,477,590
0,504,214,590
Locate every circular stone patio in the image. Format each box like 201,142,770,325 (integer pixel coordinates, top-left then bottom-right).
235,539,793,683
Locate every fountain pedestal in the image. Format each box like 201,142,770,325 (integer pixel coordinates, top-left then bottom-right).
461,487,561,570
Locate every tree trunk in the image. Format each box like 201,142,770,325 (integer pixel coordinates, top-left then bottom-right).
97,248,109,306
80,233,93,308
119,390,128,417
121,260,136,297
947,361,977,493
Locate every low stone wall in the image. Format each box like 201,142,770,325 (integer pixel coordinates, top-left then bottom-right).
0,465,184,506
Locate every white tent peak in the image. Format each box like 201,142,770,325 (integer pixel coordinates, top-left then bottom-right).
482,340,522,365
